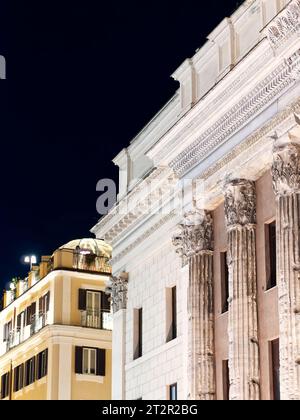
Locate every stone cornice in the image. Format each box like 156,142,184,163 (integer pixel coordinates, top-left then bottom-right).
147,38,273,167
198,99,300,183
91,166,178,243
170,48,300,177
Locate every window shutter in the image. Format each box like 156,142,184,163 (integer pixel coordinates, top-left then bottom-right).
75,347,83,374
20,365,24,389
36,353,41,380
17,314,21,329
101,292,110,311
46,292,50,311
39,297,44,314
3,324,7,342
32,357,36,382
31,302,36,321
26,306,31,326
13,368,17,392
78,289,87,311
96,349,106,376
45,349,48,376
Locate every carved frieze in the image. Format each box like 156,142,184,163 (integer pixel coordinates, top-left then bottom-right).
172,209,213,263
106,272,129,313
224,179,256,228
267,0,300,49
169,48,300,178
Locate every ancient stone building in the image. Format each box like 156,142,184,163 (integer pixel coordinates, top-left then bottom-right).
92,0,300,400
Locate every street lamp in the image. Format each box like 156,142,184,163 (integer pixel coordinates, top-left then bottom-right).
24,255,37,270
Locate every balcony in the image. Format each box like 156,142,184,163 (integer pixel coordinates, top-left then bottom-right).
1,311,50,356
80,309,113,331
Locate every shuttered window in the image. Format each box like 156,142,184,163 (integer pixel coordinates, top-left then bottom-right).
36,349,48,380
14,364,24,392
1,372,10,399
25,357,35,386
75,346,106,376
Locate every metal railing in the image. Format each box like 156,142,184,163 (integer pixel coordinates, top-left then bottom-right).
80,309,113,331
3,312,50,353
30,311,49,336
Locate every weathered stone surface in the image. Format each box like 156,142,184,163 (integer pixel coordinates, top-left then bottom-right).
224,179,260,400
272,135,300,400
173,209,215,400
106,272,129,313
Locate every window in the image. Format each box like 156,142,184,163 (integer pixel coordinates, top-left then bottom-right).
78,289,110,329
25,357,35,387
270,339,280,400
36,349,48,380
83,348,97,375
266,221,277,290
221,252,229,313
1,372,10,399
25,302,36,326
222,360,230,400
14,364,24,392
75,347,106,376
133,308,143,360
169,383,177,400
3,321,12,342
166,287,177,342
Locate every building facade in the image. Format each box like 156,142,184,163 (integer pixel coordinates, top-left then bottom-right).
0,239,113,400
92,0,300,400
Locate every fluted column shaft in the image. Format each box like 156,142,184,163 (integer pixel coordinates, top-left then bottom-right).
224,180,260,400
173,209,215,400
272,135,300,400
189,251,214,400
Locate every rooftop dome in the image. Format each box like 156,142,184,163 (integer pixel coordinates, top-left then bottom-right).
59,238,112,259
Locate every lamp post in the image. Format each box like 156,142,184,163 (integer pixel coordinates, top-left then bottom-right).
24,255,37,271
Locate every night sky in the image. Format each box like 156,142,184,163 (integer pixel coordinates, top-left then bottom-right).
0,0,242,290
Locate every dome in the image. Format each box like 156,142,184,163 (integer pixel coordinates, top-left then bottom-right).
59,238,112,259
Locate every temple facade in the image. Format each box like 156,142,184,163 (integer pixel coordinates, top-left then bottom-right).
92,0,300,400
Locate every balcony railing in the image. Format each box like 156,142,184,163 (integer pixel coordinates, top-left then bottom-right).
80,309,113,331
2,312,50,354
30,311,49,336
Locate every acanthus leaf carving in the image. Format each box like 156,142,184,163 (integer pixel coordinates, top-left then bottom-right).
272,135,300,195
106,272,129,313
224,179,256,228
172,209,213,264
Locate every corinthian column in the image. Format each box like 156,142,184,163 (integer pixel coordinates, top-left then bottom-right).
106,272,128,400
173,209,215,400
224,180,260,400
272,132,300,400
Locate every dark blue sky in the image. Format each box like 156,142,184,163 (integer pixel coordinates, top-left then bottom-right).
0,0,241,290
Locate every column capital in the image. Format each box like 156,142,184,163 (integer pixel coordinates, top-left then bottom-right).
172,209,213,263
224,179,256,228
106,272,128,314
272,133,300,196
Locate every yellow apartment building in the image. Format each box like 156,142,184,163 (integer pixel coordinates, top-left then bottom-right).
0,238,113,400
